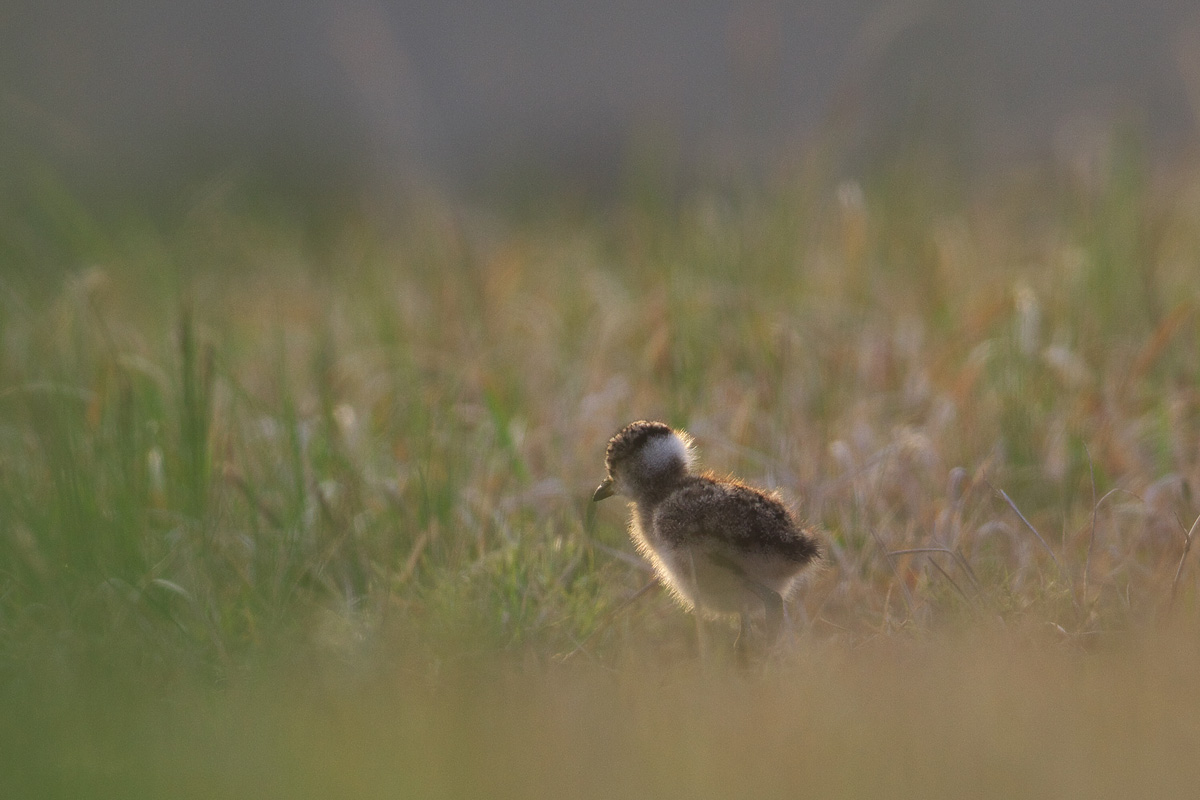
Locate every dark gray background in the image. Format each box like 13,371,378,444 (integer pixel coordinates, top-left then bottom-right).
4,0,1199,197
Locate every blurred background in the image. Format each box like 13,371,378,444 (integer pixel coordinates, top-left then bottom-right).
3,0,1200,206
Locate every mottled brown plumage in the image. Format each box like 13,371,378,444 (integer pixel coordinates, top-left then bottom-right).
592,420,821,643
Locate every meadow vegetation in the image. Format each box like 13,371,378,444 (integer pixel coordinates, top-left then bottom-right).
4,148,1200,797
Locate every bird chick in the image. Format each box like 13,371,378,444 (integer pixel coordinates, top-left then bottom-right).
592,420,820,644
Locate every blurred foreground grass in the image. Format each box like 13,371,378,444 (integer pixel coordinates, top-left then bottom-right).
9,630,1200,799
4,154,1200,796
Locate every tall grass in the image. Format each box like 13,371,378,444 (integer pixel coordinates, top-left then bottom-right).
3,154,1200,796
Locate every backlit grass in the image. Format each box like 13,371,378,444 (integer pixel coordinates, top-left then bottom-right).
4,153,1200,796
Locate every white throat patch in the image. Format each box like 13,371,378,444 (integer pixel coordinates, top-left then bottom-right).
639,430,695,474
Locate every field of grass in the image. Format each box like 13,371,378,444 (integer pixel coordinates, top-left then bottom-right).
5,150,1200,797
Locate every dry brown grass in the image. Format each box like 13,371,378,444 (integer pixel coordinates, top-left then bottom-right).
4,155,1200,795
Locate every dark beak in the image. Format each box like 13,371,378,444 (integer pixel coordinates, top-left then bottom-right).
592,478,615,502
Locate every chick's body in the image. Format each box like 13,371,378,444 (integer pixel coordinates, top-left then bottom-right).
593,421,820,629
